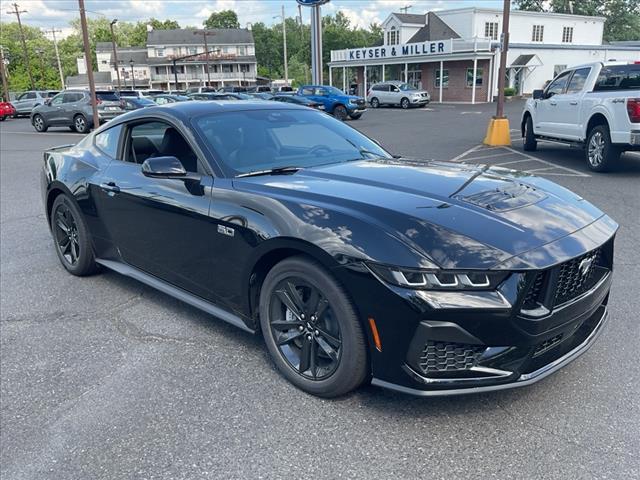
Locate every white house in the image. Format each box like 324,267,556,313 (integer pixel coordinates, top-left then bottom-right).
328,7,640,102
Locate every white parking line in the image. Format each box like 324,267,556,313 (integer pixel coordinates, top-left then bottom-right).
503,146,589,177
462,151,518,161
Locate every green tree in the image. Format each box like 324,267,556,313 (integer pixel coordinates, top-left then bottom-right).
203,10,240,29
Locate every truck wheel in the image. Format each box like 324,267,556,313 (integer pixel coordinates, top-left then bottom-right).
523,115,537,151
586,125,620,173
333,105,348,121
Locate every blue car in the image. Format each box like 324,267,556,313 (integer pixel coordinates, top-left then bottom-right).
297,85,366,120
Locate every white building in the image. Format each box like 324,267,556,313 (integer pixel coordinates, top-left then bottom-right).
328,8,640,102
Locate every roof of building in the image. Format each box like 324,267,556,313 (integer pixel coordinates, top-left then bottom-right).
116,49,149,66
66,72,112,87
436,7,605,21
147,28,254,46
407,12,460,42
391,13,426,24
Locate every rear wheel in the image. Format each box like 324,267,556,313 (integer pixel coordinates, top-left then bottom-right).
523,115,537,151
333,105,348,121
0,116,5,121
32,114,47,132
370,97,379,108
586,125,620,172
260,256,368,398
50,195,99,276
400,97,410,109
73,114,90,134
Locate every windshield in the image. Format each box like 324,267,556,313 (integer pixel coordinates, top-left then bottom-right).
96,92,120,101
135,98,156,106
194,109,391,175
398,83,417,91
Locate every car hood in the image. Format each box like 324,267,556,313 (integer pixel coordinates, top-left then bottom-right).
235,159,609,269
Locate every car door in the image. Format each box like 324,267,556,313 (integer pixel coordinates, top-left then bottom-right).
60,92,84,124
535,70,572,137
388,84,401,105
91,118,219,301
556,67,592,139
14,92,36,114
41,92,65,124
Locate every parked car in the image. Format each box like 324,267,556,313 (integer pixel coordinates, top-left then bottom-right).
247,85,273,93
218,86,248,93
31,90,124,133
122,97,157,110
272,94,324,110
185,86,218,94
118,89,165,99
367,81,431,109
247,92,274,100
187,92,249,101
279,86,295,92
151,94,191,105
521,61,640,172
297,85,366,120
0,101,16,121
11,90,59,117
42,101,618,398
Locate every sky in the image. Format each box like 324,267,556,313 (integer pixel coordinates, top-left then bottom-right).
0,0,504,38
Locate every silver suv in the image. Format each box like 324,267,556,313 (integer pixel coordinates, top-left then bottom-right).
11,90,59,116
367,81,430,109
31,90,124,133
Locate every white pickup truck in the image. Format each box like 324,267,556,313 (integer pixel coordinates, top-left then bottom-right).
521,61,640,172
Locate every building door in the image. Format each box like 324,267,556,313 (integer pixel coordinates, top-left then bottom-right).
408,68,422,89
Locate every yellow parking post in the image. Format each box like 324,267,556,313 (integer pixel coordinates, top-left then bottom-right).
483,117,511,146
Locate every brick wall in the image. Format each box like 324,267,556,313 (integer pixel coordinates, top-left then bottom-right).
421,59,490,102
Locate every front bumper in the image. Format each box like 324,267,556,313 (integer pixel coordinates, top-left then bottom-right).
410,96,430,104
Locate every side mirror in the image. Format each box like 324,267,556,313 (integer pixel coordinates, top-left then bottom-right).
141,156,187,178
532,89,544,100
44,98,52,106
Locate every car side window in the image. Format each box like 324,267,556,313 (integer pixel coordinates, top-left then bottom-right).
126,121,202,173
315,88,327,96
566,68,591,94
62,92,80,103
301,87,314,95
390,85,399,92
51,94,65,105
25,92,37,100
545,71,571,97
94,124,123,159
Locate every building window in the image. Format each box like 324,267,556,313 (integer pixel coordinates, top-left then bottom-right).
156,48,165,57
240,64,251,73
562,26,573,43
435,69,449,87
238,46,246,56
554,64,567,76
466,68,484,87
188,47,197,55
387,26,398,46
484,22,499,40
222,64,233,73
531,25,544,42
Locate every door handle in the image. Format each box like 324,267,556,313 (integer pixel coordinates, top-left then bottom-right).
549,101,557,106
569,101,578,105
100,182,120,193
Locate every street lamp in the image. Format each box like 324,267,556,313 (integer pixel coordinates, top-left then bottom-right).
129,58,135,89
110,19,121,90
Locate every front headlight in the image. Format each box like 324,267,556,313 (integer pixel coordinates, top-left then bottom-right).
367,263,509,290
349,99,359,104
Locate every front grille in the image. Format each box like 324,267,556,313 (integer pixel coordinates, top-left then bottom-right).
418,341,484,374
554,249,601,306
354,99,365,106
533,334,563,357
522,271,546,309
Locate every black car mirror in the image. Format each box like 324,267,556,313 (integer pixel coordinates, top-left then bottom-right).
141,156,187,178
44,98,52,106
532,89,544,100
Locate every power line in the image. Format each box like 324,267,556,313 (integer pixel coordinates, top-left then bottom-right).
6,3,35,90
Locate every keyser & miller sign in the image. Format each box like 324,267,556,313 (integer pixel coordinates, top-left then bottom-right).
346,40,453,61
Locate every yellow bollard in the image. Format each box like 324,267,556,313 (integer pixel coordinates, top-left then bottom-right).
483,117,512,146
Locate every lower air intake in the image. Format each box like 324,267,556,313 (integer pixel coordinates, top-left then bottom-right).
418,341,485,374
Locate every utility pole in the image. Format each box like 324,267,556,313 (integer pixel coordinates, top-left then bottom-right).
35,48,46,88
44,28,65,89
109,19,121,90
78,0,99,129
282,5,288,86
7,3,35,90
0,46,10,102
399,5,412,13
194,30,215,86
483,0,511,146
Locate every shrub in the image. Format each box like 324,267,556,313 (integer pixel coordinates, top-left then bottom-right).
504,87,517,97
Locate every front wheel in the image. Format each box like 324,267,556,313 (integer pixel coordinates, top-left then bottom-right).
32,114,48,132
349,113,362,120
333,105,348,121
370,97,379,108
73,114,90,134
400,97,410,109
523,115,537,151
0,116,5,122
586,125,620,172
260,256,368,398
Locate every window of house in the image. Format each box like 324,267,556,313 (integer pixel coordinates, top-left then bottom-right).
156,48,165,57
562,26,573,43
238,46,246,56
188,47,197,55
531,25,544,42
240,64,250,73
94,124,123,159
466,68,484,87
484,22,499,40
387,26,398,45
435,69,449,87
222,64,233,73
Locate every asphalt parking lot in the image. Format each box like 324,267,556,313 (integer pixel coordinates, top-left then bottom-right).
1,101,639,479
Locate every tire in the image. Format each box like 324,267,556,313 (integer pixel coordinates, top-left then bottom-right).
73,114,90,134
333,104,348,121
370,97,379,108
523,115,537,151
32,114,48,132
586,124,620,172
259,256,368,398
400,97,410,109
50,194,99,276
349,113,362,120
0,116,5,121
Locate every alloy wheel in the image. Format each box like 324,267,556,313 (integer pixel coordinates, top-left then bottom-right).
588,131,604,167
268,277,342,380
75,116,86,132
53,203,80,265
401,98,410,109
34,115,44,131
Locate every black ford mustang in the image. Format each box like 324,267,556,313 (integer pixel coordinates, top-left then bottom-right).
41,101,617,398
